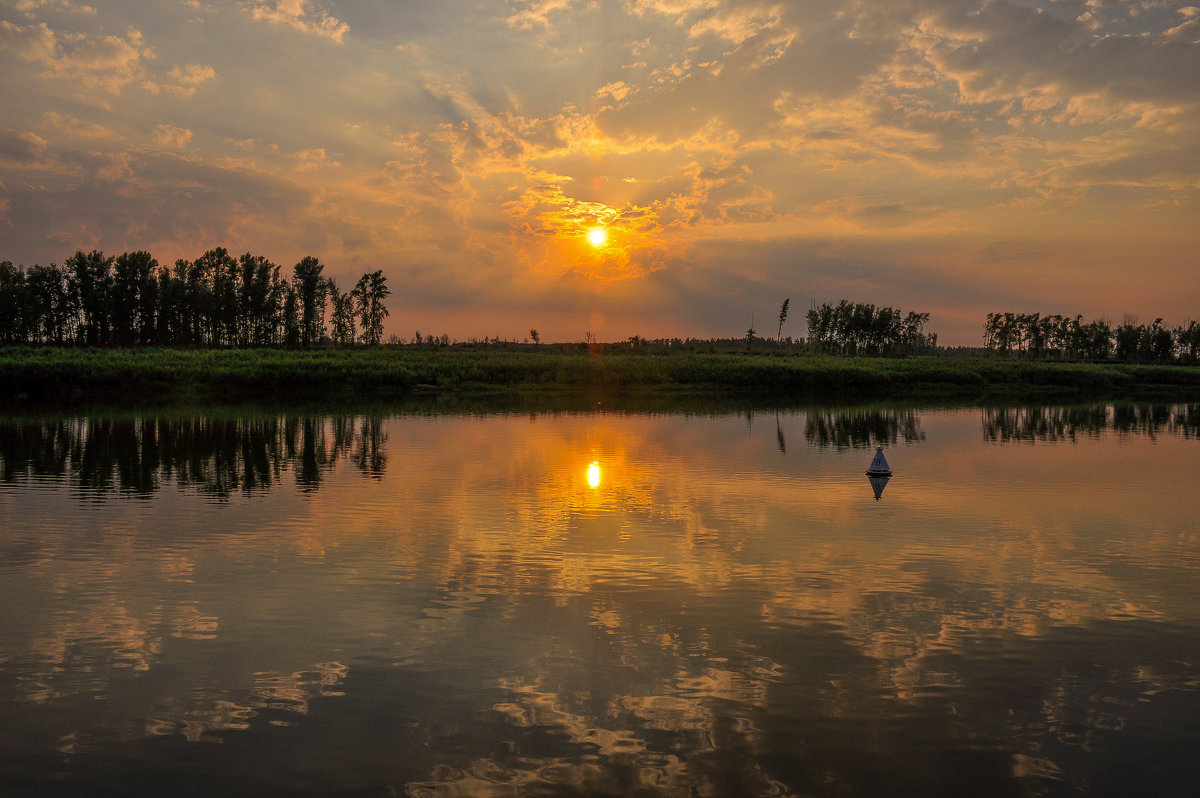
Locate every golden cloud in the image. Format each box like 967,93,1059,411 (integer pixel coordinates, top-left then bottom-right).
248,0,349,43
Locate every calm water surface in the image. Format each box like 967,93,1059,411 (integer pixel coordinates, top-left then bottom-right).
1,404,1198,797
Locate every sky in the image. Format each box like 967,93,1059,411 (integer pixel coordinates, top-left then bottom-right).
1,0,1198,345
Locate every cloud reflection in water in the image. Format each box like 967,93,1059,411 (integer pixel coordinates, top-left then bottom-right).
0,404,1199,795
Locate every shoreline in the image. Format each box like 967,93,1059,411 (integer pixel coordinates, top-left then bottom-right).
2,346,1199,407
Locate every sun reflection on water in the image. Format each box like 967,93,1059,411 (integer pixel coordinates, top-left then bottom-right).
5,408,1200,796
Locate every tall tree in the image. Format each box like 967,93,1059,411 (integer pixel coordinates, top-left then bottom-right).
292,256,327,346
282,284,300,348
777,298,790,341
1147,318,1174,362
192,248,237,346
353,269,390,345
111,251,158,346
238,253,279,346
1178,321,1200,363
179,256,208,346
66,250,114,346
0,261,23,343
156,266,185,345
327,278,357,345
23,263,74,343
1115,321,1141,361
805,300,932,355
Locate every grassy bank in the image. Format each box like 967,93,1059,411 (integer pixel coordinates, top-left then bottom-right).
2,346,1200,405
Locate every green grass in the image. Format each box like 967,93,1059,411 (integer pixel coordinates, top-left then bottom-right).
2,345,1199,406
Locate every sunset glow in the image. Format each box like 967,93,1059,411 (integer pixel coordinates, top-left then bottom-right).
2,1,1197,344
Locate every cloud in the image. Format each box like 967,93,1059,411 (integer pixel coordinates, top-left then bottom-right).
0,129,49,164
293,147,339,170
628,0,720,27
505,0,576,31
248,0,350,43
1,0,1198,342
10,0,98,18
915,1,1200,107
160,63,216,97
41,111,117,141
1,19,153,93
2,17,212,99
152,125,193,149
685,3,783,46
0,20,58,63
596,81,631,102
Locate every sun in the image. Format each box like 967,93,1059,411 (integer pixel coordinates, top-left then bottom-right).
586,227,607,248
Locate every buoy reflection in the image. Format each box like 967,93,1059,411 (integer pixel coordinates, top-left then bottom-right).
587,461,601,488
868,474,890,501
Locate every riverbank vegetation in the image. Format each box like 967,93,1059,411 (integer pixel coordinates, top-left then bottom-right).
2,346,1198,405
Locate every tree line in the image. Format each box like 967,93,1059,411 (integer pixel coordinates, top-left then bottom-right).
983,312,1200,364
804,300,937,356
0,249,390,347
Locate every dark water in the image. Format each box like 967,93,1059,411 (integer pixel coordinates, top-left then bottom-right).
1,404,1198,797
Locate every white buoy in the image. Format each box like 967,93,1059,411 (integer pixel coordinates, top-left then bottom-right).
866,446,893,477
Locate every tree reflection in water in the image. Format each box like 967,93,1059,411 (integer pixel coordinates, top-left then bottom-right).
2,403,1195,498
0,414,388,497
982,402,1199,443
803,407,926,450
1,403,1200,796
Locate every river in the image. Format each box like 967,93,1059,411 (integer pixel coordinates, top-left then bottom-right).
1,403,1198,796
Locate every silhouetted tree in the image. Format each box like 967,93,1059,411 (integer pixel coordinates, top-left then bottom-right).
238,253,283,346
282,284,300,348
111,251,158,346
66,250,113,345
1146,318,1174,362
179,256,208,346
156,266,185,345
328,278,357,345
189,248,237,346
353,269,390,345
22,264,73,344
3,246,403,349
0,261,23,343
292,256,327,346
1178,321,1200,364
807,300,933,355
985,311,1130,362
1115,321,1141,361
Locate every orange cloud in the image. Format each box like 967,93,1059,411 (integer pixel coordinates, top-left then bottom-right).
249,0,349,43
152,124,192,149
